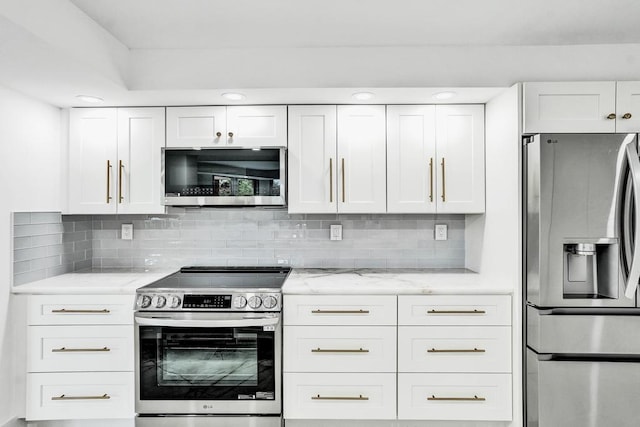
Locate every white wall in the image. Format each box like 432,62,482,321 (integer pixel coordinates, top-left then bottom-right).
0,85,62,424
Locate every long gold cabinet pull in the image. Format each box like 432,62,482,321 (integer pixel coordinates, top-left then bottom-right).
311,348,369,353
429,158,434,202
312,394,369,401
52,347,111,353
427,309,486,314
52,394,111,401
329,158,334,203
440,158,446,202
311,309,370,314
106,160,112,203
118,160,124,203
427,348,485,353
51,309,111,314
428,395,485,402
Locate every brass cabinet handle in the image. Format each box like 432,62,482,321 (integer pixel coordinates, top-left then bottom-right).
311,309,370,314
622,113,633,120
329,158,334,203
311,348,369,353
312,394,368,401
118,160,124,203
427,348,486,353
52,394,111,401
428,395,485,402
216,131,222,137
51,309,111,314
106,160,112,203
341,158,346,203
429,157,434,202
440,158,446,202
427,309,486,314
607,113,617,120
52,347,111,353
228,132,234,138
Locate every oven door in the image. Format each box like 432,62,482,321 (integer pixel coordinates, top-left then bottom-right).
135,312,281,415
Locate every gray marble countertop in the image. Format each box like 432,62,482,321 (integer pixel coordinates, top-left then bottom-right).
282,268,513,295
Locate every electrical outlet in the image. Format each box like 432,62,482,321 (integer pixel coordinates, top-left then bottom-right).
330,224,343,241
435,224,448,241
121,223,134,240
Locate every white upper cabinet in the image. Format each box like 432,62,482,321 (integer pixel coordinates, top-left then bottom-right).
69,108,165,215
616,81,640,133
523,82,617,133
226,106,287,147
288,106,337,213
166,106,226,147
387,105,437,213
436,105,485,214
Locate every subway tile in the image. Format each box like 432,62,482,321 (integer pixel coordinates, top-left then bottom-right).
74,239,92,251
13,260,31,274
31,255,62,270
31,234,63,247
14,224,49,237
14,247,48,262
30,212,62,224
48,264,74,277
227,240,258,249
12,212,31,225
63,231,87,243
13,269,47,286
13,237,32,250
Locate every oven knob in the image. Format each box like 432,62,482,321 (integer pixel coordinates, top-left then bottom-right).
247,296,262,309
139,295,151,308
263,296,278,309
169,296,181,309
233,296,247,309
153,295,167,308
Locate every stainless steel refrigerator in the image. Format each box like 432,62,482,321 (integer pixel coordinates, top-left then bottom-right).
525,133,640,427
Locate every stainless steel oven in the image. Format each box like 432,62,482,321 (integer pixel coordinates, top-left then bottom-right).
134,267,289,427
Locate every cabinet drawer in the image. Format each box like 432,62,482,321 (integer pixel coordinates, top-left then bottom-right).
28,295,134,325
398,295,511,326
398,326,511,373
284,373,396,420
28,325,134,373
26,372,134,420
398,373,512,421
284,326,396,373
284,295,396,326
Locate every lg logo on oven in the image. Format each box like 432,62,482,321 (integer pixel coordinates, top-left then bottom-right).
203,404,214,409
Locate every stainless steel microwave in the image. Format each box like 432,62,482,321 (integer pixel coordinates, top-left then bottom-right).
162,147,286,206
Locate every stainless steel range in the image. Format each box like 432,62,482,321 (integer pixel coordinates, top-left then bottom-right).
134,266,290,427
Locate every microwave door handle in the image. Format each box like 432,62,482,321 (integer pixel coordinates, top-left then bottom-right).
134,316,279,328
623,137,640,299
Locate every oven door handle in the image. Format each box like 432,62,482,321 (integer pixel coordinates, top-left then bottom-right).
134,315,280,328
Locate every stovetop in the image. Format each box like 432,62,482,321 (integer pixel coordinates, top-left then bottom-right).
135,266,291,312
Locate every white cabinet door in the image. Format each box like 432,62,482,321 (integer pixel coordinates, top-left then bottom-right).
117,108,165,214
288,106,337,213
436,105,485,213
283,295,397,326
523,81,617,133
226,106,287,147
398,295,512,326
387,105,437,213
337,105,387,213
69,108,118,214
166,106,226,147
616,81,640,132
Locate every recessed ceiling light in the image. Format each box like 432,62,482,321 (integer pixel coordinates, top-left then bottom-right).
222,92,246,101
432,91,457,100
75,95,104,104
352,92,375,101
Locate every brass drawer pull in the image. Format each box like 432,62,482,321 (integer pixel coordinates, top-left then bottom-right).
312,394,369,401
311,309,370,314
106,160,112,203
606,113,617,120
622,113,633,120
52,347,111,353
52,394,111,401
118,160,124,203
51,309,111,314
428,395,485,401
427,309,486,314
427,348,485,353
312,348,369,353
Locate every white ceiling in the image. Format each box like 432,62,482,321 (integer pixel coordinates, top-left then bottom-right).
2,0,640,107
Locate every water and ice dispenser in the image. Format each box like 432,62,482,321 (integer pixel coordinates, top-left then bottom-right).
563,240,619,300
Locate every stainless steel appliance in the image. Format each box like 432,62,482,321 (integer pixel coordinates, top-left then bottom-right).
525,134,640,426
162,147,286,206
134,266,291,427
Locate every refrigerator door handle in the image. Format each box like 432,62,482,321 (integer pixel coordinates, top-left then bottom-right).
623,137,640,299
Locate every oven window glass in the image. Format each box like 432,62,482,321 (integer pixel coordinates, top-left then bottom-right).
164,149,282,198
139,326,275,400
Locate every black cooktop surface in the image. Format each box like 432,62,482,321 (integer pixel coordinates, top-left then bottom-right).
139,266,292,291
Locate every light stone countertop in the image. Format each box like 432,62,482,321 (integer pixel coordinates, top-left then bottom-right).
282,268,514,295
11,268,178,295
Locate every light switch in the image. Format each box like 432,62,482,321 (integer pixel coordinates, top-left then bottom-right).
330,224,343,241
435,224,448,241
121,223,134,240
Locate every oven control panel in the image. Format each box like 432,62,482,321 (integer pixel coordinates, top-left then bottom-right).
135,292,281,312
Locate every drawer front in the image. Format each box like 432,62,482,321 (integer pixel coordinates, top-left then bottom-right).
26,372,134,420
398,295,511,326
28,325,134,373
398,326,511,373
28,295,134,325
284,295,396,326
284,326,396,373
284,373,396,420
398,373,512,421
